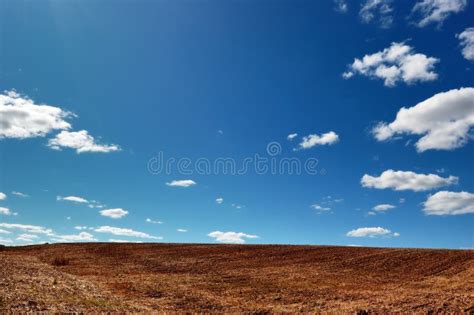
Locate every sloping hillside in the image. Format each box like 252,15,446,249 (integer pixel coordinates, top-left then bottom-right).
1,244,473,312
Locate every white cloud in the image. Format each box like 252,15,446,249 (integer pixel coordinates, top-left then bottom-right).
74,226,90,230
177,229,187,233
457,28,474,61
0,207,14,216
57,195,89,204
99,208,128,219
373,204,396,211
343,42,439,87
16,234,39,242
360,0,394,28
347,227,399,237
48,130,120,153
0,229,11,234
86,200,106,209
334,0,348,13
166,179,196,187
51,232,97,242
0,90,72,139
0,192,6,200
399,198,406,203
411,0,467,28
297,131,339,150
311,204,331,212
12,191,28,198
208,231,258,244
287,133,298,141
216,197,224,204
0,223,54,235
423,191,474,215
0,237,13,245
373,88,474,151
146,218,163,224
361,170,458,192
94,226,162,239
108,239,143,243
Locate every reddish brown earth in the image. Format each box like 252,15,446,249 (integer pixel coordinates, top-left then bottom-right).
0,243,473,313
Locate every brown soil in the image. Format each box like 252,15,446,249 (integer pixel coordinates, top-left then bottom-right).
1,243,473,313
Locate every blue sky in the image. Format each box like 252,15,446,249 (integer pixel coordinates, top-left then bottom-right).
0,0,473,248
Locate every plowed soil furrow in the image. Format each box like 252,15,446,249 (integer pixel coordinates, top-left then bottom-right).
0,244,473,313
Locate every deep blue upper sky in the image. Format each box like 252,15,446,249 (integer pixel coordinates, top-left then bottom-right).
0,0,473,248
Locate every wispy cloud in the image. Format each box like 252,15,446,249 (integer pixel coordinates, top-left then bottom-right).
95,226,162,240
411,0,467,28
16,234,39,242
457,28,474,61
12,191,29,198
287,133,298,141
372,204,396,211
0,207,17,216
51,232,97,242
311,204,331,213
166,180,196,187
0,223,54,235
334,0,348,13
359,0,394,28
57,195,89,204
146,218,163,224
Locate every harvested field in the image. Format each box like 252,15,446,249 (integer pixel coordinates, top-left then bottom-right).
0,243,473,313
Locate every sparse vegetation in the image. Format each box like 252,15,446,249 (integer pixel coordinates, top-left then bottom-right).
50,256,69,267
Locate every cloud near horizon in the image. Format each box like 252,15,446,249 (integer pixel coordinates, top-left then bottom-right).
94,226,162,240
208,231,258,244
0,223,54,236
347,227,399,237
